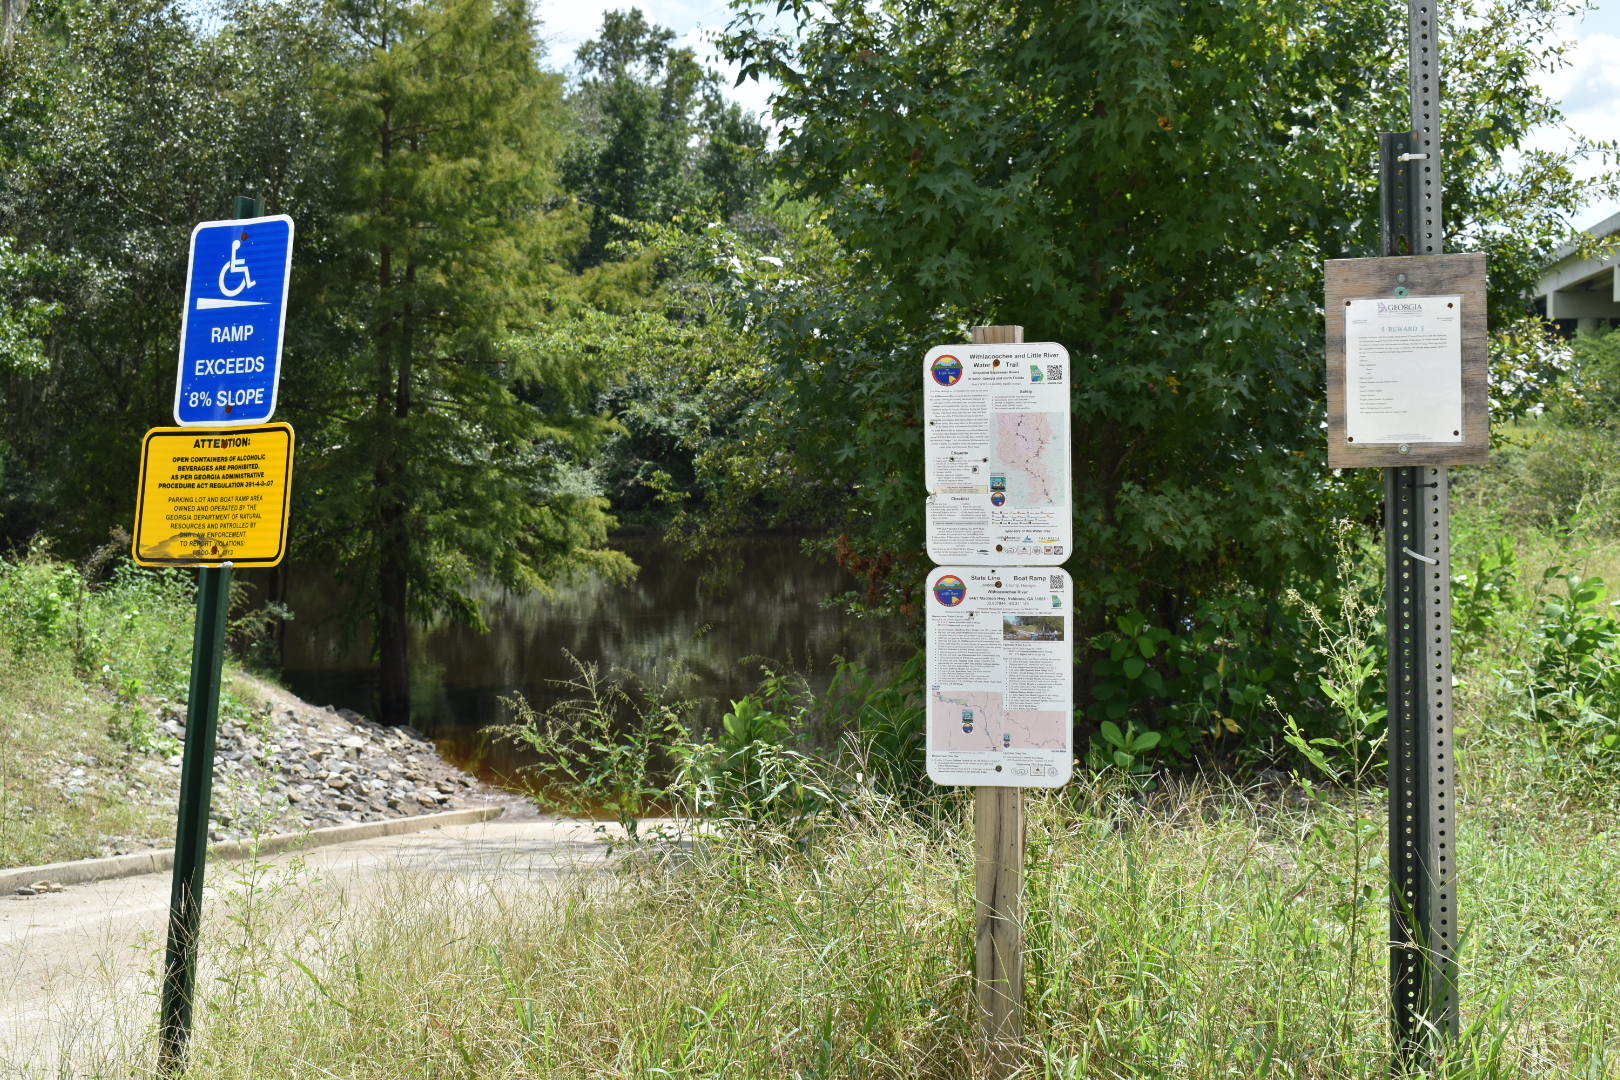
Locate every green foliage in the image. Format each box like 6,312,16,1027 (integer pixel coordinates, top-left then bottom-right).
1512,568,1620,770
673,690,833,836
1087,719,1161,787
1084,596,1320,766
286,0,634,721
1490,316,1572,425
0,546,193,760
0,236,60,373
1458,421,1620,535
106,672,173,757
491,654,691,841
714,0,1611,749
0,547,81,655
1529,570,1619,697
1250,521,1387,786
0,545,191,688
1546,328,1620,430
1452,535,1523,657
527,277,772,527
832,652,930,807
561,8,767,268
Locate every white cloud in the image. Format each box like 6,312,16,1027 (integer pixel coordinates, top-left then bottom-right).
1534,7,1620,228
1557,32,1620,139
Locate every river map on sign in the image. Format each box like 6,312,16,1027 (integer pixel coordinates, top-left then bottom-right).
992,412,1064,507
929,689,1068,752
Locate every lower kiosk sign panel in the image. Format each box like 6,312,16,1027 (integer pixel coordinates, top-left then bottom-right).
925,565,1073,788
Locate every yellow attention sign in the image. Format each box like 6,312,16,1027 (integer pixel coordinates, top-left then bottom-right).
133,423,294,567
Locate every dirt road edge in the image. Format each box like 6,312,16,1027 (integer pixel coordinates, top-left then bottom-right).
0,806,506,894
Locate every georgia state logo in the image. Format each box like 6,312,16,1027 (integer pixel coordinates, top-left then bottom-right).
932,574,967,606
930,354,963,386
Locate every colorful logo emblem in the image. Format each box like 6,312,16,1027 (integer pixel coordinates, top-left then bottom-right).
961,709,975,734
1030,365,1044,383
990,491,1006,507
989,474,1006,492
932,574,967,606
930,354,963,386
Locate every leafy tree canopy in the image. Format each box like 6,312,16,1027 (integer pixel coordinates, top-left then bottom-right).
715,0,1617,755
562,7,769,267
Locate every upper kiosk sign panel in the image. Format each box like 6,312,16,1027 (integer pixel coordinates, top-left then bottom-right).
923,342,1071,565
174,215,294,427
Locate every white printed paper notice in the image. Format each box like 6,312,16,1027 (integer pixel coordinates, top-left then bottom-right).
925,566,1073,788
1344,296,1463,445
924,343,1071,565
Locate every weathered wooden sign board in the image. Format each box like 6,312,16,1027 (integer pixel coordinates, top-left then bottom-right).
1324,252,1488,468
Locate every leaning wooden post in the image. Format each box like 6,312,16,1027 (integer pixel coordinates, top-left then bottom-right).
972,322,1025,1076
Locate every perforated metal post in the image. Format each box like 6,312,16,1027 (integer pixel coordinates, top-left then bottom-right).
1380,1,1459,1066
1383,465,1458,1064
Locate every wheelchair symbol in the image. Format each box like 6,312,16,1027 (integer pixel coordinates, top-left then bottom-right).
218,238,256,297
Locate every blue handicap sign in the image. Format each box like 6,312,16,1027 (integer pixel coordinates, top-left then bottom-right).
174,215,294,426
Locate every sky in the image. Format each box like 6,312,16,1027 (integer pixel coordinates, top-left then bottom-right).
1528,2,1620,228
534,0,774,118
537,0,1620,232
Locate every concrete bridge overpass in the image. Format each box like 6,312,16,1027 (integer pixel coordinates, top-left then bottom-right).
1532,208,1620,335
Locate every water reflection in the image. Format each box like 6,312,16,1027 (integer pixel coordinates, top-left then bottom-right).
279,535,913,782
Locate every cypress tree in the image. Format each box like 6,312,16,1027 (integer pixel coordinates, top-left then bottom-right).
302,0,627,725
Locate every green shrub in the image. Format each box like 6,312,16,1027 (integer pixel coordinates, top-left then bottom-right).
673,693,834,836
1547,326,1620,431
491,653,693,842
1452,535,1524,658
0,546,81,656
1084,593,1330,768
0,548,194,754
1513,568,1620,771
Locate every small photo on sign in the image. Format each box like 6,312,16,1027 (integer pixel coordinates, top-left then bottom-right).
1002,614,1064,642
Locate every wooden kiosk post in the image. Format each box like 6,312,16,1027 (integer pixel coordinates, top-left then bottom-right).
971,322,1025,1077
926,321,1070,1075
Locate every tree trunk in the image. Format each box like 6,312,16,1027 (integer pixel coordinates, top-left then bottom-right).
376,548,410,726
371,98,413,727
2,0,27,48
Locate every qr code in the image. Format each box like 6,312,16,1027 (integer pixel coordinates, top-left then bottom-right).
1049,574,1066,591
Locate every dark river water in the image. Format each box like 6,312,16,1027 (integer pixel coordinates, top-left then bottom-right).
276,535,914,783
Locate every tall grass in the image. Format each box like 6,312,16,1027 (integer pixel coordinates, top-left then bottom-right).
91,734,1601,1080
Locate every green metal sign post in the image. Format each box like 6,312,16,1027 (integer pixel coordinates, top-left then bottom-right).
156,194,262,1075
156,561,232,1073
